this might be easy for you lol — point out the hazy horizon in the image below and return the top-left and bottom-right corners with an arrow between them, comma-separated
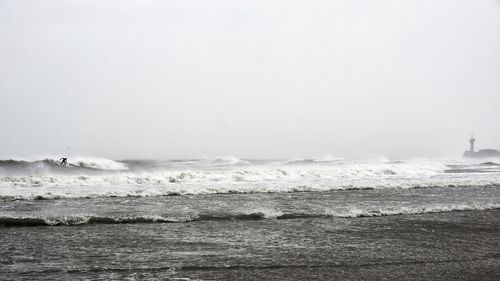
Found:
1,0 -> 499,160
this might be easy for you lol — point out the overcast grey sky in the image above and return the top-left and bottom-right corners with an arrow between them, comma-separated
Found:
1,0 -> 499,159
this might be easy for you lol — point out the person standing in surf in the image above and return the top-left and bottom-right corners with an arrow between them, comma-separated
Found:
59,157 -> 68,166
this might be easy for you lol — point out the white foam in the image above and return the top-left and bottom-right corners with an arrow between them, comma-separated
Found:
1,158 -> 499,200
68,156 -> 128,170
2,202 -> 498,227
327,202 -> 500,218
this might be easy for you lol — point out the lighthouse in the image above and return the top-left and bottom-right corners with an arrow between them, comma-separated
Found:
463,135 -> 500,158
469,135 -> 475,152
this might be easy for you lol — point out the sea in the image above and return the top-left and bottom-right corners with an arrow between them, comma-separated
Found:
1,156 -> 500,280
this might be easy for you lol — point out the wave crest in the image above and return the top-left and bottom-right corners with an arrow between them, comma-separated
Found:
2,203 -> 499,227
0,157 -> 128,174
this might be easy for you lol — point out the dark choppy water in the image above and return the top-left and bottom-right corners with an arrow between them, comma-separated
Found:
1,187 -> 500,280
1,209 -> 499,280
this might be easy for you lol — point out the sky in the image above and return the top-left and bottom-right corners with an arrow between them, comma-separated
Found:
1,0 -> 499,160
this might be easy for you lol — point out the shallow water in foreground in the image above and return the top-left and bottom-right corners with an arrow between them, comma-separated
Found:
1,186 -> 500,280
1,209 -> 499,280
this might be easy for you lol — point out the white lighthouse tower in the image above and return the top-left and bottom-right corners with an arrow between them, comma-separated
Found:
469,135 -> 475,152
463,134 -> 500,158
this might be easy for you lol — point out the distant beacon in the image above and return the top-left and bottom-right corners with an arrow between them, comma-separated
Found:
463,135 -> 500,158
469,135 -> 475,152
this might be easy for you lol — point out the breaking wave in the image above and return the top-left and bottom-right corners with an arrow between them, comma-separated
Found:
1,157 -> 500,200
207,156 -> 250,166
0,157 -> 128,174
2,202 -> 499,227
284,156 -> 345,165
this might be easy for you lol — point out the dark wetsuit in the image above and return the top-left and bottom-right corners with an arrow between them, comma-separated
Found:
59,158 -> 68,166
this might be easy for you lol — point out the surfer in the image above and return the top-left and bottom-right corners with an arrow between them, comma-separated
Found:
59,157 -> 68,166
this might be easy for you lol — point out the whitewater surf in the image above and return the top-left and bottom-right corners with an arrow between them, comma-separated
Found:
2,156 -> 500,280
1,157 -> 500,200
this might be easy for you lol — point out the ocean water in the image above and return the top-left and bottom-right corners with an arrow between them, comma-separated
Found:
1,157 -> 500,280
